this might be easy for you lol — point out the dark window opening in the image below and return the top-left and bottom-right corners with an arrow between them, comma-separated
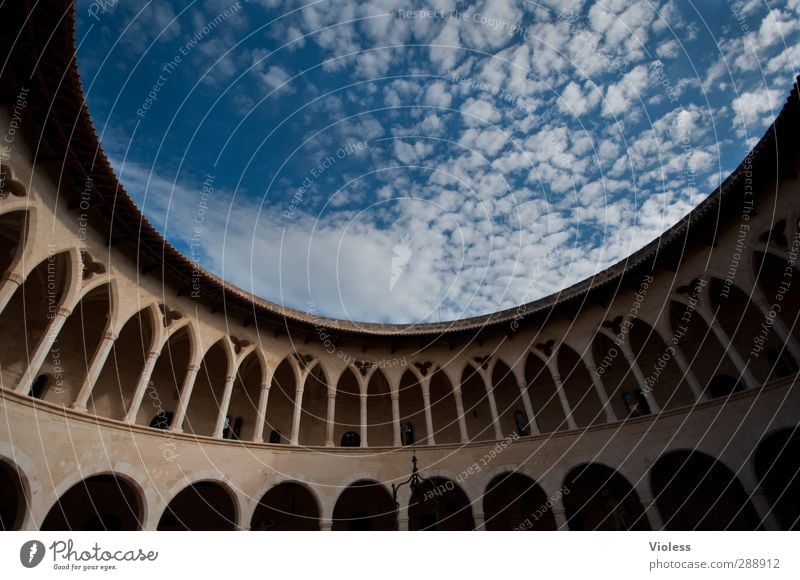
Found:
269,430 -> 282,444
222,416 -> 242,440
403,422 -> 415,445
514,410 -> 529,436
623,391 -> 651,417
707,375 -> 743,398
29,375 -> 49,399
341,431 -> 361,447
149,411 -> 174,430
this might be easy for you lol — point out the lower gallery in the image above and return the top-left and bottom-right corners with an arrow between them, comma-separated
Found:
0,3 -> 799,531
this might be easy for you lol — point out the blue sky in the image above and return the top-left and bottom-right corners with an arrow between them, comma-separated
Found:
75,0 -> 800,324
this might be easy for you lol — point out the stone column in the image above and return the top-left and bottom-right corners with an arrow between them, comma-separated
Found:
753,292 -> 800,365
587,365 -> 616,422
706,316 -> 759,390
325,390 -> 336,447
473,511 -> 486,530
360,393 -> 368,447
170,364 -> 201,433
619,342 -> 661,414
637,486 -> 665,530
214,374 -> 237,438
453,387 -> 469,443
481,371 -> 504,439
320,519 -> 333,531
548,365 -> 578,430
517,382 -> 539,434
251,379 -> 271,443
0,271 -> 23,315
290,382 -> 305,445
420,376 -> 435,445
15,306 -> 72,394
391,392 -> 401,446
72,330 -> 118,410
123,349 -> 161,424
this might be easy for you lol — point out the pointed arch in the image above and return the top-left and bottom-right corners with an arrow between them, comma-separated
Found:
0,210 -> 29,278
709,278 -> 787,384
38,282 -> 111,405
300,363 -> 329,446
334,367 -> 361,446
490,359 -> 526,436
628,318 -> 695,410
429,369 -> 460,443
366,369 -> 394,446
90,305 -> 157,419
592,332 -> 636,419
183,339 -> 230,436
0,251 -> 70,390
225,349 -> 263,441
557,344 -> 604,427
525,352 -> 565,432
264,357 -> 296,444
135,324 -> 192,428
398,369 -> 427,445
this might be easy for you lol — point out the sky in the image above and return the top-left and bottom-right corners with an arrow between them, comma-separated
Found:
75,0 -> 800,324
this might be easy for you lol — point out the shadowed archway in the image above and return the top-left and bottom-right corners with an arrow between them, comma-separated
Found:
332,480 -> 395,530
42,474 -> 142,530
158,481 -> 237,530
563,463 -> 649,530
483,472 -> 555,530
651,451 -> 759,530
251,482 -> 320,530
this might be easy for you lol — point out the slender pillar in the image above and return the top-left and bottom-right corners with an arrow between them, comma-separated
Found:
420,376 -> 436,445
550,490 -> 568,530
251,379 -> 271,443
517,382 -> 539,434
481,371 -> 504,440
548,366 -> 578,430
15,306 -> 72,394
214,374 -> 237,438
586,365 -> 616,422
391,392 -> 401,446
619,342 -> 661,414
638,487 -> 665,530
453,387 -> 469,443
670,343 -> 706,402
123,349 -> 160,424
290,381 -> 305,445
473,511 -> 485,530
170,364 -> 201,433
359,393 -> 368,447
320,519 -> 333,531
72,330 -> 118,410
747,485 -> 781,531
752,291 -> 800,365
325,390 -> 336,447
0,272 -> 23,316
707,317 -> 759,390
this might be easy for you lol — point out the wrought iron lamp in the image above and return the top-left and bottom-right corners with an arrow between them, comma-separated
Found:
392,453 -> 438,530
